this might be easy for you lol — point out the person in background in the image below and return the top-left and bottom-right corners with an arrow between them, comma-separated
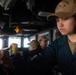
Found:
0,50 -> 13,75
38,36 -> 48,50
24,40 -> 53,75
25,40 -> 42,61
9,43 -> 22,63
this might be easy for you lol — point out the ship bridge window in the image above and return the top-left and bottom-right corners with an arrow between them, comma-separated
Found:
0,38 -> 3,49
8,36 -> 21,48
23,37 -> 30,48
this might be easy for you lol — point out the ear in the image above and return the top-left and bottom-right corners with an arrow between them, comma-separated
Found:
31,46 -> 35,50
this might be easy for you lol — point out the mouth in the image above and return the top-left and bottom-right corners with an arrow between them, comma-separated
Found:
59,29 -> 65,32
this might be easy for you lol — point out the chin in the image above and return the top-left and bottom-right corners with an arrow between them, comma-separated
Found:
61,33 -> 67,35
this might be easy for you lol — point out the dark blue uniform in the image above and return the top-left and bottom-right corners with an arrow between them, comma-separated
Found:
40,35 -> 76,75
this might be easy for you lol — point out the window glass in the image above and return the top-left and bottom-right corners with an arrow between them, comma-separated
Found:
30,36 -> 36,41
0,38 -> 3,49
8,37 -> 21,48
23,37 -> 30,48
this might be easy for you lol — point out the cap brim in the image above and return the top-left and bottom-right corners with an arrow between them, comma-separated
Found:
47,12 -> 73,21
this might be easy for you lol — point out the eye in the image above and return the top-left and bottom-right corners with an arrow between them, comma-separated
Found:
56,17 -> 59,22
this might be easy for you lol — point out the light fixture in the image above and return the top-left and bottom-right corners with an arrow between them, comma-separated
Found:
15,26 -> 22,33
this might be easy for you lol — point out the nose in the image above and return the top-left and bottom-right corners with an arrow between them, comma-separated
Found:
57,18 -> 64,27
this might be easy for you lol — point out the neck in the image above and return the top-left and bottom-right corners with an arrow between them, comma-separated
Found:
67,34 -> 76,42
